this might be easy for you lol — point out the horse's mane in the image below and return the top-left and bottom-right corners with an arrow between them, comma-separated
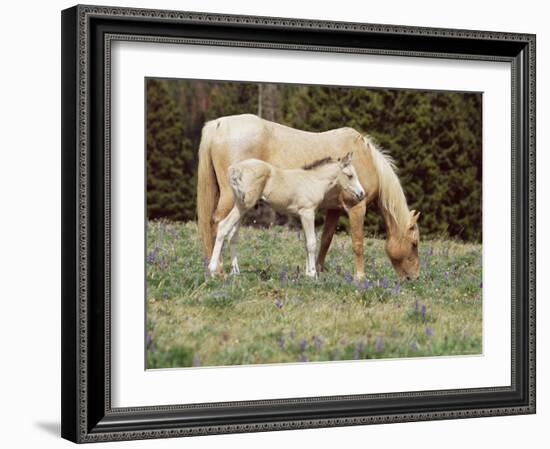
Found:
301,157 -> 334,170
362,135 -> 410,234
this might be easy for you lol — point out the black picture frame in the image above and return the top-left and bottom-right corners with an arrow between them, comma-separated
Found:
61,4 -> 536,443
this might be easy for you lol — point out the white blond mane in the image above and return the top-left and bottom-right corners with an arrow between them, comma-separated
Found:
363,135 -> 410,233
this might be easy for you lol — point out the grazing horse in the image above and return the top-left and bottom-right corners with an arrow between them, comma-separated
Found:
197,114 -> 421,281
207,153 -> 365,278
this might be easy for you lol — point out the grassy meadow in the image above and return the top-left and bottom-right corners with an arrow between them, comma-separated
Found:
146,220 -> 482,369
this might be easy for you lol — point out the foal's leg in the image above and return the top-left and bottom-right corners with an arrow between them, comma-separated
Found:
316,209 -> 341,272
211,187 -> 235,273
228,223 -> 241,275
208,206 -> 241,275
299,210 -> 317,278
347,200 -> 367,280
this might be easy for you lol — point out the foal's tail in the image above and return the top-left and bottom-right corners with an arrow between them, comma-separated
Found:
197,120 -> 219,257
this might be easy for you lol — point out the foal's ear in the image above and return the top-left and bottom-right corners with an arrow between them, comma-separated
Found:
340,152 -> 353,166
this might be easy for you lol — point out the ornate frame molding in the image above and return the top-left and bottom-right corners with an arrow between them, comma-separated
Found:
61,4 -> 536,443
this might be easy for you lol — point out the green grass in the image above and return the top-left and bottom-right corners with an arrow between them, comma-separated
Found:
146,220 -> 482,368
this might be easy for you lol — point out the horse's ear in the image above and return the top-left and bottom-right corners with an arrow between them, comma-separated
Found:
341,152 -> 353,166
409,210 -> 421,226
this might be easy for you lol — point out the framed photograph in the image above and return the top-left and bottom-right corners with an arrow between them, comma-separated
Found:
61,4 -> 536,443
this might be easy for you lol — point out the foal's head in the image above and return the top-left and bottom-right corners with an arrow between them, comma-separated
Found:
333,152 -> 365,202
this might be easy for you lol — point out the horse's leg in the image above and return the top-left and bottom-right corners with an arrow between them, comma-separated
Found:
208,206 -> 241,275
299,210 -> 317,278
316,209 -> 341,272
347,200 -> 367,281
228,222 -> 241,275
211,187 -> 235,272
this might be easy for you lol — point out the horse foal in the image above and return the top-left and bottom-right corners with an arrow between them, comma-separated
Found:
208,153 -> 365,278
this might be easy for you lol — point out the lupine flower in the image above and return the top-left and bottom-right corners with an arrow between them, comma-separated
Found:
147,247 -> 159,264
358,278 -> 369,290
276,336 -> 285,348
343,271 -> 353,283
392,281 -> 401,294
298,354 -> 308,363
353,342 -> 364,359
312,335 -> 322,351
278,267 -> 288,285
383,275 -> 388,289
299,338 -> 307,351
274,299 -> 283,309
425,327 -> 434,336
374,336 -> 384,352
421,305 -> 427,320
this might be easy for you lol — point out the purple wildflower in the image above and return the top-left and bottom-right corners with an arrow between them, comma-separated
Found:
299,338 -> 307,352
279,267 -> 288,285
147,247 -> 160,264
343,271 -> 353,283
409,340 -> 417,350
421,305 -> 427,320
383,276 -> 388,289
192,354 -> 201,367
358,278 -> 369,290
425,327 -> 434,336
274,299 -> 283,309
312,335 -> 322,351
298,354 -> 308,363
392,281 -> 401,294
374,336 -> 384,353
353,342 -> 365,359
276,336 -> 285,348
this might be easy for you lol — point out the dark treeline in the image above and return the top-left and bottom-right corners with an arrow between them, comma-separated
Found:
146,78 -> 482,242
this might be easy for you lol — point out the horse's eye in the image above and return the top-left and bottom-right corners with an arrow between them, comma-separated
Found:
412,242 -> 418,249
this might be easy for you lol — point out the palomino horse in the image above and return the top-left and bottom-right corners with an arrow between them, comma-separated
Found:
197,114 -> 421,281
207,153 -> 365,278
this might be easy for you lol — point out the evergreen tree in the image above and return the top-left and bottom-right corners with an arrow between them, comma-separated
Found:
146,79 -> 194,221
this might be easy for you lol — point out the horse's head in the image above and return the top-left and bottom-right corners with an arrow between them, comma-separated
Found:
385,210 -> 421,281
335,152 -> 365,202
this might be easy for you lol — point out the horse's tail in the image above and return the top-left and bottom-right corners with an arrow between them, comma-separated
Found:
197,120 -> 219,257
